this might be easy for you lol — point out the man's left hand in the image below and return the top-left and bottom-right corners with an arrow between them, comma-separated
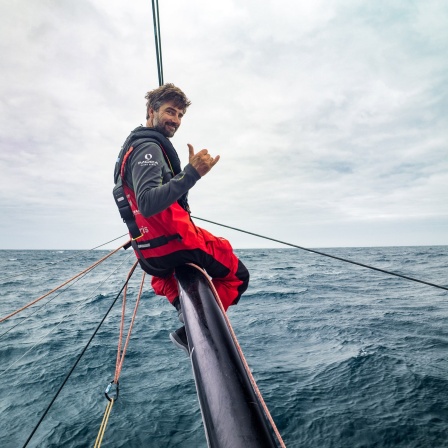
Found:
188,144 -> 220,177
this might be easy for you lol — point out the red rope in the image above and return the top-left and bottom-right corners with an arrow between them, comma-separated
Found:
0,242 -> 130,324
114,266 -> 146,383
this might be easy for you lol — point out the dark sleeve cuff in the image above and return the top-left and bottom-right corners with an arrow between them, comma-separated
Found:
184,163 -> 202,181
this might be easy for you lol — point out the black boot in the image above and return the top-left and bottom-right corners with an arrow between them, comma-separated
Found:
172,297 -> 184,323
169,326 -> 189,355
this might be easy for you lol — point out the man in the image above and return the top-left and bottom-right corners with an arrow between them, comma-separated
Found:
113,83 -> 249,354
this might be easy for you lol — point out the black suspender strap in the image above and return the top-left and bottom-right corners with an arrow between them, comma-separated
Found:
113,176 -> 182,259
135,233 -> 181,250
130,240 -> 174,276
113,182 -> 141,240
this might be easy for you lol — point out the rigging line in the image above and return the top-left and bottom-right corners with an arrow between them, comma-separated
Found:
1,254 -> 134,377
0,250 -> 134,340
90,233 -> 129,250
192,216 -> 448,292
151,0 -> 163,85
151,0 -> 164,86
0,265 -> 97,340
0,241 -> 130,323
1,233 -> 129,282
114,270 -> 146,382
22,261 -> 139,448
0,254 -> 132,354
155,0 -> 164,85
1,253 -> 135,378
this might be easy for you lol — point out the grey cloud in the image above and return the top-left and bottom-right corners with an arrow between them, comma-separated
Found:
0,0 -> 446,249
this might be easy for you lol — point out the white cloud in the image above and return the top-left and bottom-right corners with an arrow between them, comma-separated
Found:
0,0 -> 447,249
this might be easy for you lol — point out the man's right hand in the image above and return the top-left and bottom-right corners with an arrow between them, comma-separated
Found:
188,144 -> 220,177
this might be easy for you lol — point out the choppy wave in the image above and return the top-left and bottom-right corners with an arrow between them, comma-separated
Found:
0,246 -> 447,447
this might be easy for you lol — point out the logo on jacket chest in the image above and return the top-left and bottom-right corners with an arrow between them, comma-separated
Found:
138,153 -> 159,167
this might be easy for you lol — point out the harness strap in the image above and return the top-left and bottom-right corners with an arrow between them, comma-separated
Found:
113,182 -> 141,240
131,240 -> 175,276
135,233 -> 181,250
114,135 -> 186,260
114,180 -> 182,256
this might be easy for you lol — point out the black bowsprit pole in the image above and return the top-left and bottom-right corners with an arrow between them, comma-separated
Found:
175,264 -> 280,448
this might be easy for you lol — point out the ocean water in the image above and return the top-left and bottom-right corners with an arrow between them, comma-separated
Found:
0,246 -> 447,447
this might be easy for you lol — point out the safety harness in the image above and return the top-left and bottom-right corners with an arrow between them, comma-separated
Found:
112,127 -> 189,274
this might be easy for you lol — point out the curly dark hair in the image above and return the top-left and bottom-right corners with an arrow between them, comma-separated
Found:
145,83 -> 191,119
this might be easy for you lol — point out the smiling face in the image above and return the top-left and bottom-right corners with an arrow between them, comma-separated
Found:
147,100 -> 185,138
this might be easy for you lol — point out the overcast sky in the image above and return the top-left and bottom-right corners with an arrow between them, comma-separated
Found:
0,0 -> 447,250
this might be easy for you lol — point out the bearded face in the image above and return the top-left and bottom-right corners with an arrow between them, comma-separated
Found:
149,101 -> 184,138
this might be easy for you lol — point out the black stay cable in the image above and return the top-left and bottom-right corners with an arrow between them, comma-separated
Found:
151,0 -> 164,86
146,0 -> 444,293
192,216 -> 448,292
145,1 -> 445,293
22,263 -> 138,448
